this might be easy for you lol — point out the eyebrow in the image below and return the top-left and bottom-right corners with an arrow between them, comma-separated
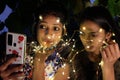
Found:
80,29 -> 98,34
39,21 -> 61,26
39,21 -> 46,24
90,32 -> 98,34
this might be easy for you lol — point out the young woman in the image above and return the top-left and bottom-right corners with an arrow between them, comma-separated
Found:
68,6 -> 120,80
0,1 -> 71,80
27,1 -> 71,80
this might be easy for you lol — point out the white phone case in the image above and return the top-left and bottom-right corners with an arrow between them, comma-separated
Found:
6,32 -> 26,64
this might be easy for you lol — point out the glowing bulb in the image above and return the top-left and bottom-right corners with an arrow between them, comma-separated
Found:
99,28 -> 103,32
90,40 -> 93,42
73,45 -> 75,48
48,36 -> 51,39
66,39 -> 68,41
56,18 -> 60,23
73,69 -> 76,73
72,39 -> 75,41
62,72 -> 65,75
62,63 -> 66,68
112,33 -> 115,36
31,60 -> 33,64
86,46 -> 90,49
79,31 -> 83,35
60,57 -> 62,59
70,60 -> 72,62
99,60 -> 104,66
39,15 -> 43,20
82,27 -> 86,30
113,40 -> 116,43
72,49 -> 74,51
76,52 -> 79,54
31,41 -> 34,44
30,57 -> 33,59
58,36 -> 61,39
56,52 -> 59,56
67,77 -> 70,79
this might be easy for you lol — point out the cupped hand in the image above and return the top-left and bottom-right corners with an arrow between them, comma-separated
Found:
101,43 -> 120,68
0,57 -> 24,80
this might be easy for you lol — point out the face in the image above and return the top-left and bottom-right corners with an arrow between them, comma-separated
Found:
79,20 -> 110,55
37,15 -> 63,48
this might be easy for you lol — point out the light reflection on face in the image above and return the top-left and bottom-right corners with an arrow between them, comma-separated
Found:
37,15 -> 63,48
79,20 -> 106,54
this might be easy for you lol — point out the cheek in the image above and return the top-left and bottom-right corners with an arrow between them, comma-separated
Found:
80,36 -> 86,43
37,31 -> 44,41
54,33 -> 62,41
92,37 -> 106,48
80,37 -> 83,43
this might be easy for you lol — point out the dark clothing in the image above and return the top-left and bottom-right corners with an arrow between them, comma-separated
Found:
69,51 -> 120,80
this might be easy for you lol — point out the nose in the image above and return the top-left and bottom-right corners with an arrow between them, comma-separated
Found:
45,29 -> 55,39
45,28 -> 53,35
84,36 -> 93,44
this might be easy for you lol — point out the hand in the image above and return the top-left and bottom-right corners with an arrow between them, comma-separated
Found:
0,57 -> 24,80
101,43 -> 120,68
35,48 -> 55,62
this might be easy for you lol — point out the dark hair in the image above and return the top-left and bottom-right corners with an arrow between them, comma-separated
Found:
78,6 -> 120,46
34,1 -> 67,24
32,1 -> 68,41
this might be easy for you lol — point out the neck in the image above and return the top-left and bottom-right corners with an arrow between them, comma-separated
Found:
88,52 -> 101,63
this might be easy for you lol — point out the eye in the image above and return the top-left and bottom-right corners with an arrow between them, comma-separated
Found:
53,26 -> 60,31
38,24 -> 46,29
91,34 -> 97,37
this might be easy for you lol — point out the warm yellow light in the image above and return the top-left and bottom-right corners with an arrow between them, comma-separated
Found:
39,15 -> 43,20
82,27 -> 86,30
99,28 -> 103,33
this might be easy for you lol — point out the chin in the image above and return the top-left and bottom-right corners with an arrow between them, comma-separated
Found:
85,46 -> 95,52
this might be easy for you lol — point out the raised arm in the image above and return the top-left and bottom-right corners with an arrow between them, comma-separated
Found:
101,43 -> 120,80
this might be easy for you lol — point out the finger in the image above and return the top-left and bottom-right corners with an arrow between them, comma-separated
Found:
1,65 -> 23,78
8,72 -> 25,80
0,57 -> 16,71
104,46 -> 113,60
114,43 -> 120,58
101,50 -> 107,61
109,44 -> 116,59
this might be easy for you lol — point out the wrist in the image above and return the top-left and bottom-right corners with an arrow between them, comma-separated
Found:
102,65 -> 115,80
34,53 -> 47,62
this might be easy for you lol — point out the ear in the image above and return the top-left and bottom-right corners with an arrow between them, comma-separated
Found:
105,32 -> 112,42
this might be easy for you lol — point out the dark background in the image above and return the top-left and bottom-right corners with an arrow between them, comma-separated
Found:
0,0 -> 120,51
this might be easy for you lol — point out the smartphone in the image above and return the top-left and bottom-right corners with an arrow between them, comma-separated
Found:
6,32 -> 26,64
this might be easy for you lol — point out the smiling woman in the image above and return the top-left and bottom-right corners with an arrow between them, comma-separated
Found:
24,1 -> 72,80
